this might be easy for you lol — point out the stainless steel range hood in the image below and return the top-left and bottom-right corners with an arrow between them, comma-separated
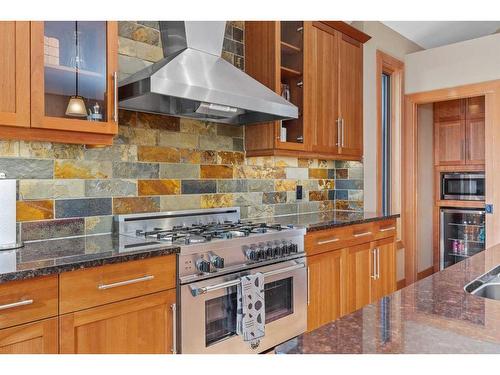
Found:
118,21 -> 298,125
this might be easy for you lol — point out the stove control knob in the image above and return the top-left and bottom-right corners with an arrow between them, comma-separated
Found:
210,254 -> 225,269
196,259 -> 211,273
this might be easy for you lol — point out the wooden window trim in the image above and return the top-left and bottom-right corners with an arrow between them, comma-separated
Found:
376,51 -> 404,215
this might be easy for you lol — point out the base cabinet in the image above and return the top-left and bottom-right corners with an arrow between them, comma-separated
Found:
0,318 -> 58,354
345,242 -> 372,314
59,289 -> 176,354
370,237 -> 396,302
307,250 -> 345,331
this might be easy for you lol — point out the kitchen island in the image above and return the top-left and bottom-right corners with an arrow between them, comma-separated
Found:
275,242 -> 500,353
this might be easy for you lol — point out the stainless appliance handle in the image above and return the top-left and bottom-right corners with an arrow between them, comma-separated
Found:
307,266 -> 310,306
317,237 -> 340,245
113,71 -> 118,123
189,262 -> 305,297
354,231 -> 372,238
0,299 -> 33,311
371,249 -> 376,279
171,303 -> 177,354
98,275 -> 154,290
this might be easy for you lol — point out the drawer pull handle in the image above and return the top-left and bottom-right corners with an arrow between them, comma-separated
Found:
0,299 -> 33,311
353,231 -> 372,238
317,238 -> 340,245
380,226 -> 396,232
98,275 -> 155,290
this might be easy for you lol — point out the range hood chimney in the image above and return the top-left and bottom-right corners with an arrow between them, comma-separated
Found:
118,21 -> 298,125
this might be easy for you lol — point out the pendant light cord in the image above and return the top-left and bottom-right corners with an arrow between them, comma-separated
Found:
75,21 -> 79,97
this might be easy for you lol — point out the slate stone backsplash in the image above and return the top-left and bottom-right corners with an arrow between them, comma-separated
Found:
0,21 -> 363,241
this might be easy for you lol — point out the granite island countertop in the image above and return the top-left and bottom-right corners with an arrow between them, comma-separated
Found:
275,243 -> 500,354
0,234 -> 180,284
270,210 -> 399,232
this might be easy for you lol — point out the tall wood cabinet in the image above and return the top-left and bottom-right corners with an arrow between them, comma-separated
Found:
0,21 -> 118,145
434,96 -> 485,166
245,21 -> 368,160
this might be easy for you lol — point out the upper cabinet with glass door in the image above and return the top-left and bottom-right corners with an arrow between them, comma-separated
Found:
30,21 -> 118,142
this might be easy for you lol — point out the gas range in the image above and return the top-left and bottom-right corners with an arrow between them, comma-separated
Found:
115,207 -> 306,283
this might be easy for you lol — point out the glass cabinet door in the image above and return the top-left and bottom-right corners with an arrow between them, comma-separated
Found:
31,21 -> 117,135
44,21 -> 107,121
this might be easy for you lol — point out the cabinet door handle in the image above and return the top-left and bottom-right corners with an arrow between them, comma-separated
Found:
379,226 -> 396,232
371,249 -> 377,279
307,266 -> 310,306
0,299 -> 33,311
317,237 -> 340,245
353,231 -> 372,238
341,118 -> 345,147
97,275 -> 154,290
113,71 -> 118,123
336,118 -> 341,146
377,248 -> 381,280
171,303 -> 177,354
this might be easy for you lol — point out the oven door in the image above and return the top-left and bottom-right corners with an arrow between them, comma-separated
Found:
441,173 -> 485,201
179,258 -> 307,354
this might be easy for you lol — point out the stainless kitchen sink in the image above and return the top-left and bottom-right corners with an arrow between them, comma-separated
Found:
465,265 -> 500,301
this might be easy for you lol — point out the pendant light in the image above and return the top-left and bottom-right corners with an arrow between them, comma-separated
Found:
65,21 -> 87,117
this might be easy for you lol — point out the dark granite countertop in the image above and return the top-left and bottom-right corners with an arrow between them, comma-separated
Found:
275,243 -> 500,354
270,210 -> 399,232
0,234 -> 180,284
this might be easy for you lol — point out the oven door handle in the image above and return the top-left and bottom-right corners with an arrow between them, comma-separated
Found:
189,262 -> 305,297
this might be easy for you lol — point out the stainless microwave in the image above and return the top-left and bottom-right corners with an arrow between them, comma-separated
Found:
441,172 -> 485,201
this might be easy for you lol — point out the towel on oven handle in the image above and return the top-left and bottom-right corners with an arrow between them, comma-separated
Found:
237,272 -> 265,344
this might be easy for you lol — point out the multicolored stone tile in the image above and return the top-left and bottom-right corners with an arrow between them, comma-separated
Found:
199,134 -> 233,151
308,168 -> 328,179
201,194 -> 234,208
160,195 -> 201,211
158,131 -> 198,149
318,179 -> 335,190
0,141 -> 19,157
181,180 -> 217,194
16,200 -> 54,222
112,162 -> 159,179
19,142 -> 84,159
20,180 -> 85,200
113,196 -> 160,214
54,160 -> 112,179
138,179 -> 180,196
160,163 -> 199,179
117,126 -> 158,146
216,124 -> 244,138
179,149 -> 202,164
248,179 -> 274,193
55,198 -> 112,218
217,151 -> 245,165
309,191 -> 328,201
85,216 -> 113,235
218,179 -> 248,193
137,146 -> 180,163
85,179 -> 137,197
180,118 -> 216,136
275,179 -> 297,192
262,192 -> 287,204
22,218 -> 84,241
136,112 -> 180,131
234,165 -> 286,179
0,158 -> 53,179
200,165 -> 234,179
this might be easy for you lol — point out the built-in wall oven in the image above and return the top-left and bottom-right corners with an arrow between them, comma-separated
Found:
180,257 -> 307,353
441,172 -> 485,201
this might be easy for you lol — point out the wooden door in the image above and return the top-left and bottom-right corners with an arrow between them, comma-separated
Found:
371,237 -> 396,302
307,249 -> 345,331
0,22 -> 30,128
0,318 -> 58,354
60,290 -> 176,354
338,32 -> 363,158
465,96 -> 485,165
305,22 -> 339,155
30,21 -> 118,136
434,99 -> 466,166
345,242 -> 372,314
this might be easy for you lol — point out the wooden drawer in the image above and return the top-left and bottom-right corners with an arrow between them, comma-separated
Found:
306,222 -> 376,256
60,255 -> 176,314
0,275 -> 58,330
373,219 -> 397,240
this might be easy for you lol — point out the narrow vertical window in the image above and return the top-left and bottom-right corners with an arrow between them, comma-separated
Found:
381,73 -> 391,215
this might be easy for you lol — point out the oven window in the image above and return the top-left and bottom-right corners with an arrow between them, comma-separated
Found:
204,277 -> 294,347
205,289 -> 238,347
265,277 -> 294,323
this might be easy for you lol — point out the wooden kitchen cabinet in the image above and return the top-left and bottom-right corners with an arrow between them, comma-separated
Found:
370,237 -> 396,303
307,249 -> 345,331
434,96 -> 484,166
60,289 -> 176,354
245,21 -> 369,160
0,318 -> 58,354
0,21 -> 118,146
345,242 -> 372,314
0,21 -> 30,128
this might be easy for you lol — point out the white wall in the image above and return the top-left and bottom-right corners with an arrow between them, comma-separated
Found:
406,33 -> 500,94
417,104 -> 434,272
352,22 -> 422,281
